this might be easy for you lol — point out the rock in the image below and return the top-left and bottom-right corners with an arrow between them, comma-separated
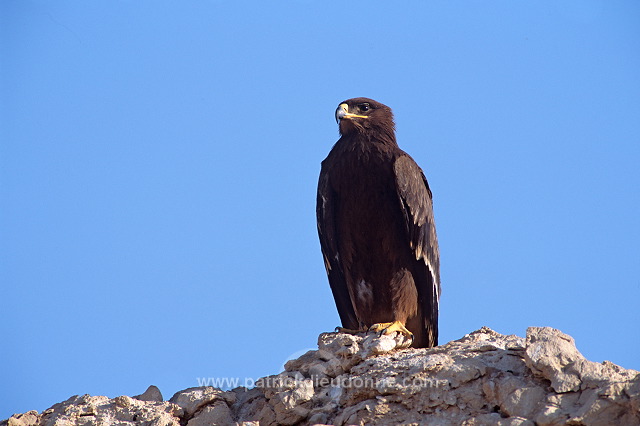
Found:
3,327 -> 639,426
524,326 -> 585,392
133,385 -> 163,402
186,401 -> 233,426
3,411 -> 39,426
169,387 -> 235,418
1,394 -> 183,426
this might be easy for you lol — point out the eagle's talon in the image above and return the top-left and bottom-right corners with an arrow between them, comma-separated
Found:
368,321 -> 414,342
406,334 -> 415,346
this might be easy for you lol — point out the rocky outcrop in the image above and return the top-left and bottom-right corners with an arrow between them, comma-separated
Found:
3,327 -> 639,426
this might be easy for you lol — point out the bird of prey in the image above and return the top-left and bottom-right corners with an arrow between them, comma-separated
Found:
317,98 -> 440,348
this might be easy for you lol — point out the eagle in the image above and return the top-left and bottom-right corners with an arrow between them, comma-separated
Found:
317,98 -> 440,348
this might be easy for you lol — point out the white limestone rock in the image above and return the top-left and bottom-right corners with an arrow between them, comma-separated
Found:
3,327 -> 638,426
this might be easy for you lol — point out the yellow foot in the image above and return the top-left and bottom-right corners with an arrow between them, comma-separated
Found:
369,321 -> 414,342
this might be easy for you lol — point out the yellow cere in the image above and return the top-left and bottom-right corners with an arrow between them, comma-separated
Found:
341,103 -> 368,119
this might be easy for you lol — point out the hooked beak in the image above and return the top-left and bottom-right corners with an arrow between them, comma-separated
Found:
335,103 -> 369,123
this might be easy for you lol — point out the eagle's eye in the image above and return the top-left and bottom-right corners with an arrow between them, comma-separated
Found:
359,103 -> 371,112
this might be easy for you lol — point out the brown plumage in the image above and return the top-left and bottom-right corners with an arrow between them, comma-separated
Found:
317,98 -> 440,348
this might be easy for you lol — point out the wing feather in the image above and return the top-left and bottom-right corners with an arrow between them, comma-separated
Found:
317,163 -> 358,329
393,155 -> 441,342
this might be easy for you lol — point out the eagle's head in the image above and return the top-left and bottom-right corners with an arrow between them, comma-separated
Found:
335,98 -> 395,140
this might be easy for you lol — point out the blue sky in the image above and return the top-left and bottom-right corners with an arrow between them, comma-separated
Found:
1,0 -> 639,420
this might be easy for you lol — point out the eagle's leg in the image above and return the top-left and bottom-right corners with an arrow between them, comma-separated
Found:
369,321 -> 414,342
